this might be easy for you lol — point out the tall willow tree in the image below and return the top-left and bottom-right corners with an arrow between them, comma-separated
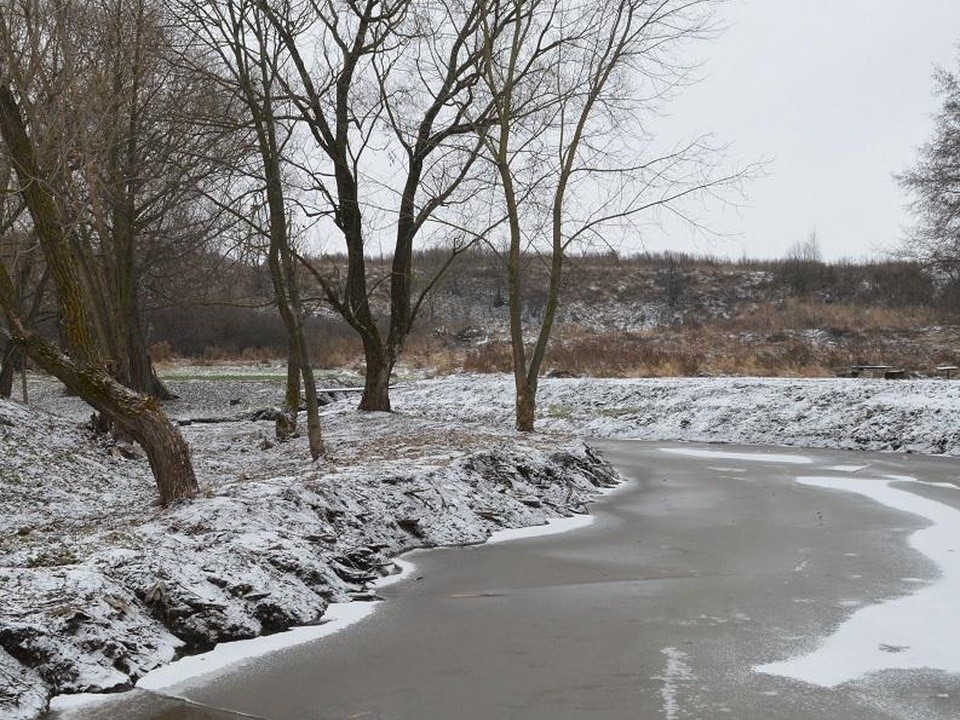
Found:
2,0 -> 237,400
0,80 -> 197,503
478,0 -> 748,430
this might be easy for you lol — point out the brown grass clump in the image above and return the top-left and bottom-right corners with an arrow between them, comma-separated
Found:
721,299 -> 939,335
196,345 -> 283,364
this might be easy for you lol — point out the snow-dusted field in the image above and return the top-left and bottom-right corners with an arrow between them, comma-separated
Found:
395,374 -> 960,455
5,370 -> 960,720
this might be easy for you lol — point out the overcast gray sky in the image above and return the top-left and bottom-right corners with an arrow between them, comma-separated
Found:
639,0 -> 960,261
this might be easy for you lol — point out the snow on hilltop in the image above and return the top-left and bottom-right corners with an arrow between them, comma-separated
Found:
395,375 -> 960,455
0,395 -> 618,720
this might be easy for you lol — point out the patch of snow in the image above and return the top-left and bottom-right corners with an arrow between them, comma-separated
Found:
659,447 -> 815,465
654,647 -> 694,720
0,649 -> 47,720
756,475 -> 960,686
485,514 -> 594,545
373,558 -> 419,589
824,465 -> 870,473
394,375 -> 960,457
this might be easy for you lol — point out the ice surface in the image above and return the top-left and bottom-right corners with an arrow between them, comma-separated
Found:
658,447 -> 815,464
756,475 -> 960,686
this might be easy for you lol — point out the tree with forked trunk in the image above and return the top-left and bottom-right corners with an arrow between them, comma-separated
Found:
251,0 -> 493,412
175,0 -> 325,459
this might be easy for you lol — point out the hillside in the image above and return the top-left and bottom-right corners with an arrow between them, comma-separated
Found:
147,252 -> 960,379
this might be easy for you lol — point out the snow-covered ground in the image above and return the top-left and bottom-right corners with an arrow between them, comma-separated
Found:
5,370 -> 960,720
0,381 -> 618,720
394,374 -> 960,455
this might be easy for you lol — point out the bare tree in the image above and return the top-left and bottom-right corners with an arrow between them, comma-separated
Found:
257,0 -> 491,411
175,0 -> 325,458
1,0 -> 240,403
0,79 -> 197,503
477,0 -> 747,430
83,0 -> 242,399
780,229 -> 825,295
900,55 -> 960,281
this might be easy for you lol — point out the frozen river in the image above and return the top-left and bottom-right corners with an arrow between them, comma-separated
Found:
53,441 -> 960,720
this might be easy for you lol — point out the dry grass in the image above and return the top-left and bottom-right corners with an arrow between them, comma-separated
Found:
720,299 -> 940,335
197,345 -> 284,364
147,295 -> 959,380
150,341 -> 284,366
455,299 -> 960,378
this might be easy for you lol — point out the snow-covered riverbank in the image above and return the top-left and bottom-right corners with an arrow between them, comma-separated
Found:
0,392 -> 618,720
395,374 -> 960,455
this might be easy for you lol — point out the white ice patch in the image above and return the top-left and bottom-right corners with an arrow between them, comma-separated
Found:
136,601 -> 378,693
756,475 -> 960,687
654,647 -> 694,720
47,693 -> 117,715
483,476 -> 629,545
484,514 -> 594,545
49,602 -> 381,718
908,480 -> 960,491
659,447 -> 815,465
823,465 -> 870,473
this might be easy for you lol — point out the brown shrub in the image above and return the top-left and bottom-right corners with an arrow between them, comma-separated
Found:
148,340 -> 176,363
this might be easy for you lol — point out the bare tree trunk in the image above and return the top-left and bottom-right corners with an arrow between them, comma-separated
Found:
126,308 -> 175,399
260,98 -> 323,457
515,378 -> 536,432
359,340 -> 392,412
0,80 -> 197,503
0,341 -> 15,398
279,242 -> 324,459
277,335 -> 300,441
17,320 -> 193,500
